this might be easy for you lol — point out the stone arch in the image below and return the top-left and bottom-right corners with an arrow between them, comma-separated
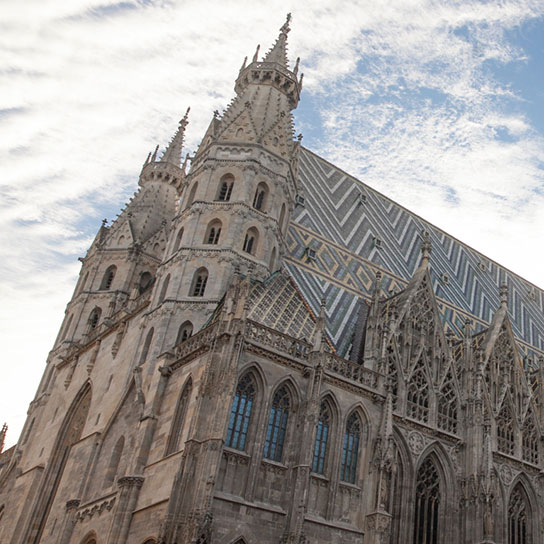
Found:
242,226 -> 259,256
88,306 -> 102,330
176,320 -> 193,345
138,271 -> 154,294
190,267 -> 208,297
229,538 -> 248,544
80,530 -> 98,544
505,473 -> 540,544
216,173 -> 235,201
204,218 -> 222,245
23,382 -> 92,543
311,392 -> 340,476
186,182 -> 198,208
252,181 -> 269,211
100,264 -> 117,290
342,402 -> 372,443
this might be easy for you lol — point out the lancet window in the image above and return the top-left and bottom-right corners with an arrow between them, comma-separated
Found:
312,401 -> 331,474
88,307 -> 102,330
100,265 -> 117,290
217,174 -> 234,201
508,486 -> 530,544
340,413 -> 361,484
252,182 -> 269,211
205,220 -> 222,245
437,373 -> 458,433
522,413 -> 539,464
138,271 -> 154,294
226,374 -> 256,451
413,457 -> 441,544
497,403 -> 515,456
174,228 -> 184,252
191,268 -> 208,297
176,321 -> 193,344
243,227 -> 259,255
264,386 -> 290,462
407,359 -> 429,422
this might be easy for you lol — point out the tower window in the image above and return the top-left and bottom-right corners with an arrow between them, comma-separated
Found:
243,227 -> 259,255
312,401 -> 331,474
252,182 -> 269,211
217,174 -> 234,202
176,321 -> 193,344
264,386 -> 290,462
88,307 -> 102,330
204,220 -> 222,245
191,268 -> 208,297
226,373 -> 256,451
100,265 -> 117,290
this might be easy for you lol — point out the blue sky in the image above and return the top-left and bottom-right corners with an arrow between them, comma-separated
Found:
2,0 -> 544,448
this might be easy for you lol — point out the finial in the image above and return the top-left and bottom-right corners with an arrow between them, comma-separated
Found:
297,133 -> 303,142
252,44 -> 260,63
280,13 -> 292,34
180,106 -> 190,129
240,56 -> 247,72
151,144 -> 159,162
420,230 -> 431,264
213,109 -> 220,119
500,283 -> 508,307
299,73 -> 304,90
102,218 -> 108,227
293,57 -> 300,76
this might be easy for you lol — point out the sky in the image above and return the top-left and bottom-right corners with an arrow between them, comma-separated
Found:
1,0 -> 544,449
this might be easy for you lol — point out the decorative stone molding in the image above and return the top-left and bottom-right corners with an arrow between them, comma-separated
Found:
498,463 -> 515,486
65,499 -> 81,510
75,497 -> 116,522
407,431 -> 427,456
117,476 -> 145,488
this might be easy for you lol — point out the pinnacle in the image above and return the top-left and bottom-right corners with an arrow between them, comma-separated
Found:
420,229 -> 432,265
262,13 -> 292,68
160,107 -> 190,167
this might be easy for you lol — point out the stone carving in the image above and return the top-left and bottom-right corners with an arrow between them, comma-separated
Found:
407,431 -> 426,455
498,464 -> 515,486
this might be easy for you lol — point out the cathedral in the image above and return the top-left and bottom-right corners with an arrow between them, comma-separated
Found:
1,15 -> 543,544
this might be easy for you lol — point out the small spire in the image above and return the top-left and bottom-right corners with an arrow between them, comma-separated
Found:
151,144 -> 159,162
500,283 -> 508,307
293,56 -> 300,76
252,44 -> 260,63
240,56 -> 248,72
262,14 -> 292,67
143,151 -> 151,168
160,107 -> 190,167
420,230 -> 431,265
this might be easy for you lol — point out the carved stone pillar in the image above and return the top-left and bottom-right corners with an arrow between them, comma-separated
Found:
59,499 -> 80,544
106,476 -> 144,544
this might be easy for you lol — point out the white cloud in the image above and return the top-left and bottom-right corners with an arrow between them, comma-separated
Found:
1,0 -> 544,448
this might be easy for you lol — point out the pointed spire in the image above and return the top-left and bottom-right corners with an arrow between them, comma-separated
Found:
420,229 -> 432,265
160,107 -> 190,167
263,13 -> 291,67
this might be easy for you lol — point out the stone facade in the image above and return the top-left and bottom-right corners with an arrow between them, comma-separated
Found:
1,15 -> 543,544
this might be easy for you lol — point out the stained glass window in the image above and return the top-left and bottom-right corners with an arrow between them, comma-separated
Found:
340,413 -> 361,483
264,386 -> 290,462
509,486 -> 529,544
413,458 -> 440,544
312,402 -> 331,474
226,374 -> 256,451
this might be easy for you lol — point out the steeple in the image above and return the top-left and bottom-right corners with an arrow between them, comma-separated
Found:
262,13 -> 291,67
160,107 -> 190,167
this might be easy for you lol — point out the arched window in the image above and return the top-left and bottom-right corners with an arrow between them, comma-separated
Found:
204,219 -> 222,245
413,457 -> 441,544
186,183 -> 198,208
341,413 -> 361,484
522,413 -> 538,464
508,485 -> 531,544
174,228 -> 184,252
312,401 -> 331,474
176,321 -> 193,344
88,307 -> 102,330
81,534 -> 97,544
139,271 -> 154,294
158,274 -> 170,304
165,378 -> 192,456
190,268 -> 208,297
252,182 -> 269,211
407,359 -> 429,422
139,328 -> 154,364
264,386 -> 290,462
497,403 -> 515,455
60,314 -> 73,342
103,436 -> 124,487
100,265 -> 117,290
437,373 -> 458,434
242,227 -> 259,255
226,374 -> 256,451
217,174 -> 234,201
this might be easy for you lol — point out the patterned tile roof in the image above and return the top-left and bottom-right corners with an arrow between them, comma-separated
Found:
285,147 -> 544,365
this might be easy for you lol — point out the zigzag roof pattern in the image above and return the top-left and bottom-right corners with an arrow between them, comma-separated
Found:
285,147 -> 544,365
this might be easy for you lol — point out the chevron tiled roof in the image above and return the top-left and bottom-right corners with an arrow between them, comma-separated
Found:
286,147 -> 544,365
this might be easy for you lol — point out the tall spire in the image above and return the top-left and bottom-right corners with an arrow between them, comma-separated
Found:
160,107 -> 190,167
262,13 -> 291,67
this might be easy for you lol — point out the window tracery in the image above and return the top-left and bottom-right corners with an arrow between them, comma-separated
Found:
100,265 -> 117,290
205,220 -> 222,245
437,372 -> 458,433
413,457 -> 441,544
407,359 -> 429,422
217,174 -> 234,202
508,486 -> 530,544
312,401 -> 331,474
191,268 -> 208,297
264,386 -> 290,462
226,374 -> 256,451
340,413 -> 361,484
522,413 -> 538,464
497,403 -> 515,455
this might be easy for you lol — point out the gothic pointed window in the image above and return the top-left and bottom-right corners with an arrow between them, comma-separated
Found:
243,227 -> 259,255
139,328 -> 154,364
100,265 -> 117,290
508,485 -> 530,544
522,412 -> 538,464
103,436 -> 124,487
497,403 -> 515,455
252,182 -> 269,211
226,374 -> 256,451
407,358 -> 429,422
341,413 -> 361,484
165,378 -> 192,455
217,174 -> 234,202
176,321 -> 193,345
279,203 -> 287,233
413,457 -> 441,544
312,401 -> 331,474
138,271 -> 154,294
204,220 -> 222,245
437,371 -> 458,434
174,228 -> 184,252
186,182 -> 198,208
190,268 -> 208,297
88,307 -> 102,330
264,386 -> 290,462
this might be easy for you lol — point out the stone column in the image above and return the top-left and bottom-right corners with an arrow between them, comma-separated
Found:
106,476 -> 144,544
59,499 -> 80,544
